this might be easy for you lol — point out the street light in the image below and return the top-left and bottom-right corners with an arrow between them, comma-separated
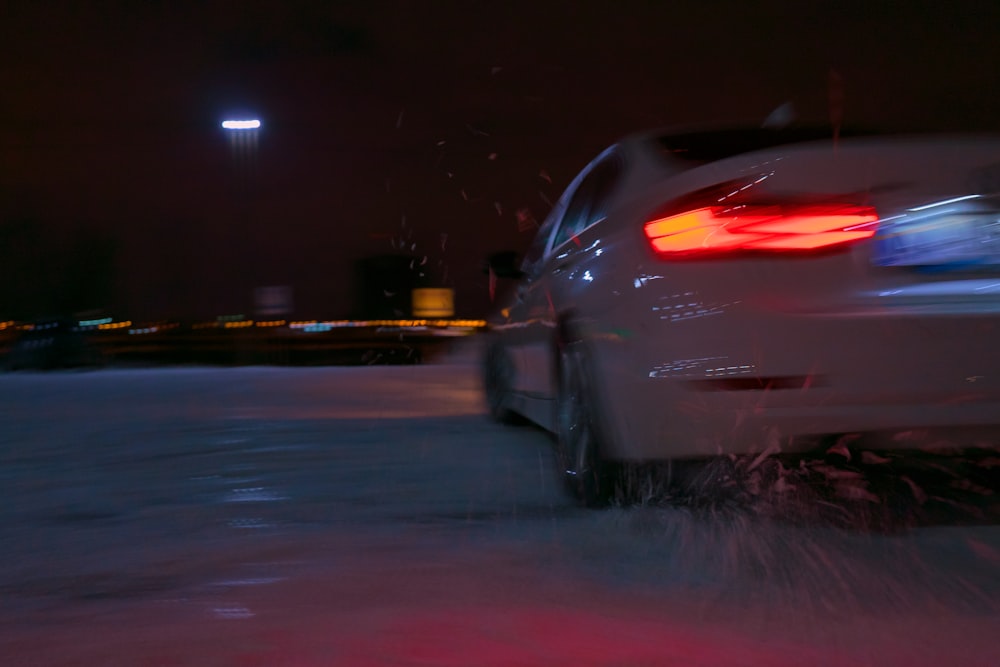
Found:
220,116 -> 280,321
220,117 -> 262,313
222,118 -> 261,171
221,119 -> 261,130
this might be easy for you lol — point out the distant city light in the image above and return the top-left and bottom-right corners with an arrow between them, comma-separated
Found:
221,119 -> 261,130
79,317 -> 113,327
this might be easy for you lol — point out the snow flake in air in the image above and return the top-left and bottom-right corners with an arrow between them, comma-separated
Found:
516,208 -> 537,232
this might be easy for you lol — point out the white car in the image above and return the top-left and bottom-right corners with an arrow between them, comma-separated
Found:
483,126 -> 1000,505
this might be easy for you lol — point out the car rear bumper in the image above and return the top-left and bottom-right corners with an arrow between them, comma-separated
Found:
592,309 -> 1000,460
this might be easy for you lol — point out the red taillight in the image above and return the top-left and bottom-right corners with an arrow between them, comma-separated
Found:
643,203 -> 879,257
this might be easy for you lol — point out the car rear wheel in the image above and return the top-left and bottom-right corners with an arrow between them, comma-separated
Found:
556,340 -> 612,507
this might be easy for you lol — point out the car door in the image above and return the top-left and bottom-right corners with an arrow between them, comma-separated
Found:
504,199 -> 564,395
516,147 -> 622,399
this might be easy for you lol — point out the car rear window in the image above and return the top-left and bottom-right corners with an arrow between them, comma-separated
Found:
655,127 -> 887,164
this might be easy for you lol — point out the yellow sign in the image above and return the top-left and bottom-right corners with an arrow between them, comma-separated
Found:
412,288 -> 454,318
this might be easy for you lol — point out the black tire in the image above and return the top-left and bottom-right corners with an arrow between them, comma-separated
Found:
483,343 -> 524,425
555,339 -> 613,507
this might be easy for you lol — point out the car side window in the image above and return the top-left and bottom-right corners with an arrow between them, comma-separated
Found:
551,152 -> 621,250
519,209 -> 561,277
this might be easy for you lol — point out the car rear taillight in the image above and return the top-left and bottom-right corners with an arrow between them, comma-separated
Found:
644,203 -> 879,257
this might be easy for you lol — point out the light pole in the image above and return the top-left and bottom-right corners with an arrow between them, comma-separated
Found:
220,117 -> 290,327
220,117 -> 265,360
220,118 -> 262,319
222,118 -> 261,181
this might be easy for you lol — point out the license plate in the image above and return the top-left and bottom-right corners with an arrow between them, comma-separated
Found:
873,214 -> 1000,268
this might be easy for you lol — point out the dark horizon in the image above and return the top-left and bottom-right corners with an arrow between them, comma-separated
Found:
3,1 -> 1000,321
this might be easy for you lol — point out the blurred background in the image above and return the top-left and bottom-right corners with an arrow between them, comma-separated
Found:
2,0 -> 999,324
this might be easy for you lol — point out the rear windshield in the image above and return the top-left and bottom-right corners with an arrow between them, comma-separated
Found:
655,127 -> 887,164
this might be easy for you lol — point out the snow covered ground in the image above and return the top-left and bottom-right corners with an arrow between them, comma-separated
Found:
1,341 -> 999,665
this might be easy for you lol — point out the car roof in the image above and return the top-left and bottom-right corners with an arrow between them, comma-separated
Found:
619,125 -> 892,165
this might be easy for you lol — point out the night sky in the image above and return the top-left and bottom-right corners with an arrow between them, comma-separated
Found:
3,1 -> 1000,320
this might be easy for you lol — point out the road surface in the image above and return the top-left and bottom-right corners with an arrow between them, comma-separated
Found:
1,341 -> 999,665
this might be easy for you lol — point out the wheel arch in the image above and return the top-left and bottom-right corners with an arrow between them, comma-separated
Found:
554,307 -> 638,463
553,309 -> 615,454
